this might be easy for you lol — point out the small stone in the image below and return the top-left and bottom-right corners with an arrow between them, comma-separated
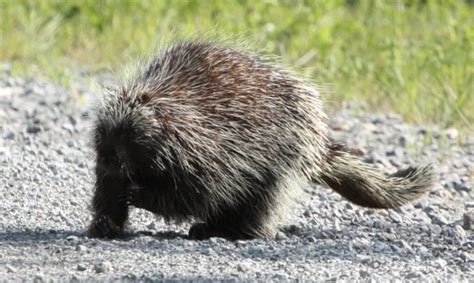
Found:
453,225 -> 466,240
272,273 -> 288,280
234,240 -> 247,247
461,252 -> 474,262
434,189 -> 452,199
247,246 -> 264,255
373,220 -> 388,229
370,115 -> 385,124
444,128 -> 458,139
202,248 -> 215,256
395,240 -> 412,252
0,146 -> 7,156
356,254 -> 371,264
433,258 -> 447,267
33,274 -> 44,282
398,136 -> 408,147
389,211 -> 403,223
355,238 -> 370,246
122,274 -> 138,280
453,181 -> 470,192
62,123 -> 75,133
66,235 -> 79,242
344,203 -> 354,210
237,263 -> 249,272
307,236 -> 316,243
463,211 -> 474,230
209,237 -> 225,244
0,86 -> 23,97
26,124 -> 41,134
359,270 -> 370,278
275,231 -> 288,241
146,222 -> 156,230
405,271 -> 422,279
77,264 -> 87,271
431,214 -> 450,226
94,261 -> 112,273
5,264 -> 17,273
75,245 -> 86,252
331,122 -> 351,131
418,246 -> 429,256
3,131 -> 14,140
429,225 -> 442,235
303,209 -> 311,217
286,224 -> 302,236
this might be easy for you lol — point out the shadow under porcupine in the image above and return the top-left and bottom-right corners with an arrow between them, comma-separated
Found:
86,41 -> 434,240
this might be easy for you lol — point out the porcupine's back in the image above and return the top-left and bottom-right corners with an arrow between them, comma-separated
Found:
93,41 -> 329,222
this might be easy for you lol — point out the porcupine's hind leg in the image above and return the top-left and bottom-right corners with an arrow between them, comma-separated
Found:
188,174 -> 280,241
188,207 -> 270,241
86,172 -> 130,239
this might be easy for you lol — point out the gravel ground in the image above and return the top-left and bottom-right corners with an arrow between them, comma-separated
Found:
1,67 -> 473,282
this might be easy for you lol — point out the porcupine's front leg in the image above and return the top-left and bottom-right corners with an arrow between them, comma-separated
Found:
86,172 -> 130,239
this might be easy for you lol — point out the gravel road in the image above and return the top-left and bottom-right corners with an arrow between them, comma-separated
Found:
1,68 -> 473,281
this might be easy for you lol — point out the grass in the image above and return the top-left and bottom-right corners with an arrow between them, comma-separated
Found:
1,0 -> 473,130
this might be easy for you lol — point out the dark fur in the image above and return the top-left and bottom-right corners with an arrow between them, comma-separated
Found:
86,41 -> 434,240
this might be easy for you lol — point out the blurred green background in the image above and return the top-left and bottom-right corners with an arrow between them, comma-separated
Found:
1,0 -> 473,129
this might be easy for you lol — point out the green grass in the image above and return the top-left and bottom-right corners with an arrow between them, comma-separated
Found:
1,0 -> 473,129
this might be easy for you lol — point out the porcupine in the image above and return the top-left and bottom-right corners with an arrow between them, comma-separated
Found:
85,41 -> 434,240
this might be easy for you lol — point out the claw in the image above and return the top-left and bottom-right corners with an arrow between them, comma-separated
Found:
86,215 -> 121,239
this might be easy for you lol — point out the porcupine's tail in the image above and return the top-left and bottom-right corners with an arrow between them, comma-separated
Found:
315,140 -> 434,208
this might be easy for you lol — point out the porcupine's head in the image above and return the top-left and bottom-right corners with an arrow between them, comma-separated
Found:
92,87 -> 162,179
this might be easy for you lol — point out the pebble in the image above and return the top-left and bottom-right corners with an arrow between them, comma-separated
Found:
389,211 -> 403,223
146,222 -> 157,230
275,231 -> 288,241
77,264 -> 87,271
444,128 -> 459,139
93,261 -> 112,273
433,258 -> 447,267
5,264 -> 17,273
66,235 -> 79,242
461,252 -> 474,262
452,225 -> 466,240
359,270 -> 370,278
463,211 -> 474,230
395,240 -> 412,252
431,214 -> 450,226
33,274 -> 44,283
75,245 -> 86,252
453,181 -> 470,192
398,135 -> 409,147
26,125 -> 41,134
404,271 -> 422,279
237,263 -> 250,272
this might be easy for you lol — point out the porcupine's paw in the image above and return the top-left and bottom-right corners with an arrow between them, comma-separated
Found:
188,223 -> 249,240
188,223 -> 213,240
86,215 -> 122,239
